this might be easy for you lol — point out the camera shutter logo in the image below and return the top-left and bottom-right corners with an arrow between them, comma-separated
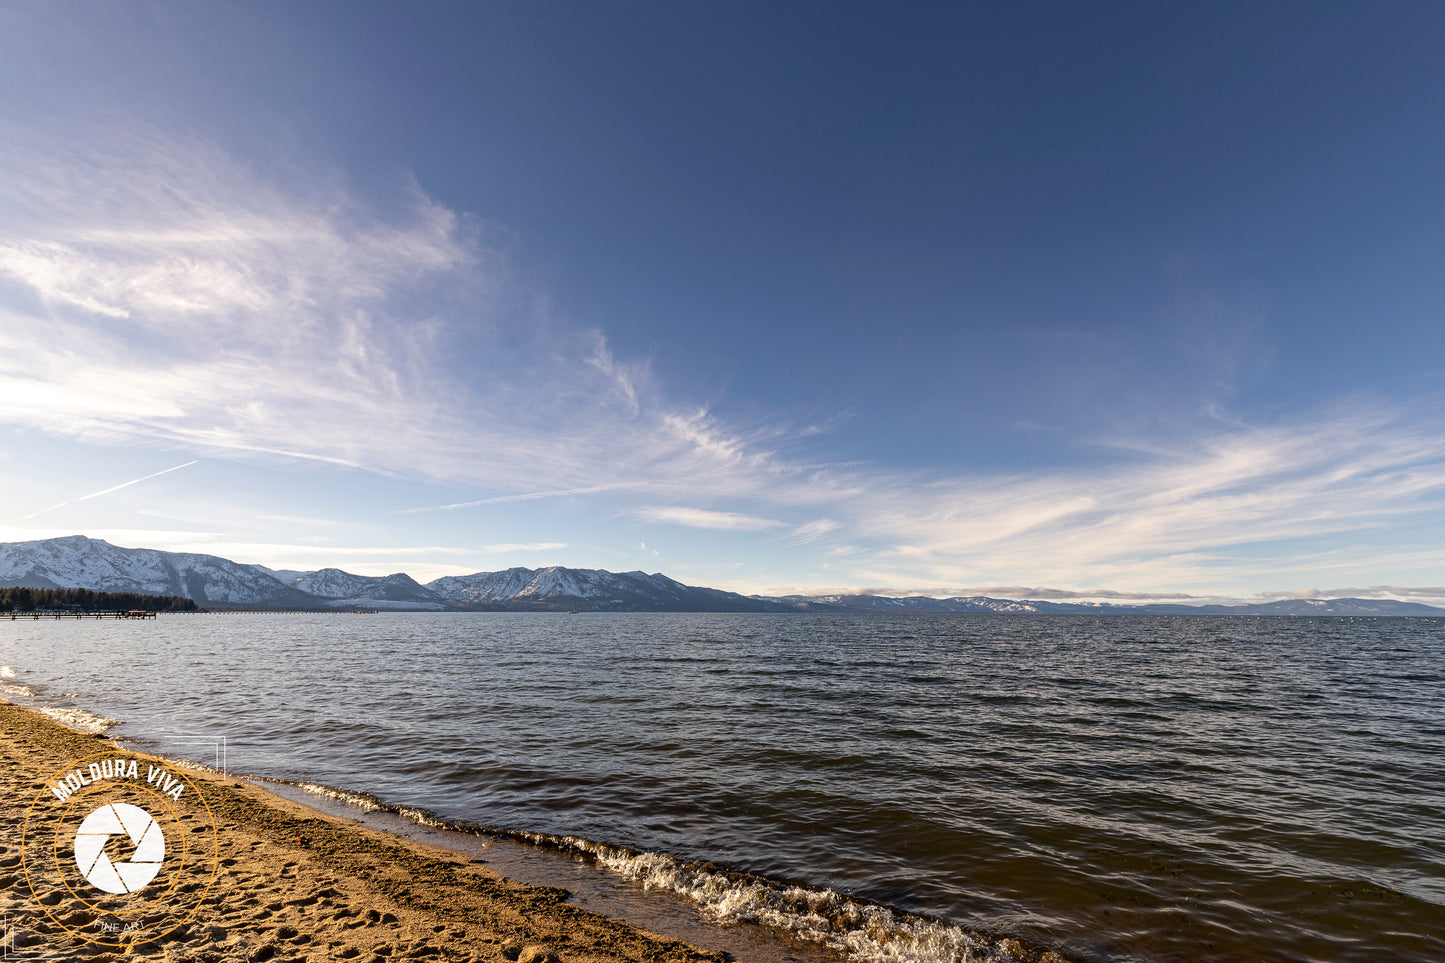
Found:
73,802 -> 165,894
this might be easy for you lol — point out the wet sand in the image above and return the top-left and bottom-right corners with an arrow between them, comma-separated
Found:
0,702 -> 728,962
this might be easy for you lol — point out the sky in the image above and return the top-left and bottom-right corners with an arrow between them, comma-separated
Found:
0,1 -> 1443,604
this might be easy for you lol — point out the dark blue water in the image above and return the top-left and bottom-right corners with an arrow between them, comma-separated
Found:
3,612 -> 1442,962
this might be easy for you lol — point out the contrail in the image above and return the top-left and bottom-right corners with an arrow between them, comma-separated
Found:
15,501 -> 72,521
400,482 -> 640,513
76,460 -> 200,501
12,460 -> 200,521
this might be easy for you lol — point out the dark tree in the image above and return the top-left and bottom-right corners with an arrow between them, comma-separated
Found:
0,587 -> 199,612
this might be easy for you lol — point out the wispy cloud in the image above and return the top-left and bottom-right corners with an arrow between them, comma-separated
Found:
685,399 -> 1445,595
1258,585 -> 1445,600
480,542 -> 569,553
586,339 -> 646,412
0,127 -> 478,478
3,124 -> 1445,596
788,518 -> 840,542
633,506 -> 783,531
0,124 -> 808,504
401,483 -> 642,513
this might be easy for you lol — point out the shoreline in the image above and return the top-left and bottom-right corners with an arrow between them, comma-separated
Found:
0,700 -> 1076,963
4,613 -> 1439,963
0,633 -> 1086,960
5,701 -> 1054,963
0,701 -> 755,962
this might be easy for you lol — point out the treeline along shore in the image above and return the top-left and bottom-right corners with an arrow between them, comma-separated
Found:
0,587 -> 199,613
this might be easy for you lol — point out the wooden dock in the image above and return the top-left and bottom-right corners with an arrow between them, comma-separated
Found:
6,610 -> 157,620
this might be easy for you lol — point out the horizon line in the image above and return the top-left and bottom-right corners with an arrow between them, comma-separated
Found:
2,533 -> 1442,608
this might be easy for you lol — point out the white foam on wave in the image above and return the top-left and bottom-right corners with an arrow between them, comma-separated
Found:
506,833 -> 1031,963
0,668 -> 115,732
37,705 -> 117,734
0,666 -> 33,697
395,805 -> 451,829
273,779 -> 1059,963
165,756 -> 225,775
298,783 -> 384,812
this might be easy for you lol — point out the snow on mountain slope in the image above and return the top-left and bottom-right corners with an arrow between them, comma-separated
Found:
4,536 -> 1438,614
291,568 -> 438,602
249,565 -> 307,585
781,593 -> 1445,615
0,539 -> 776,610
427,567 -> 539,602
425,565 -> 771,611
428,566 -> 679,603
0,535 -> 314,605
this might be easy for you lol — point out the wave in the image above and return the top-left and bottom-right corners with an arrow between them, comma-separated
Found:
0,664 -> 1066,962
297,782 -> 385,813
0,664 -> 32,696
272,776 -> 1066,963
36,705 -> 117,734
516,832 -> 1057,963
536,834 -> 1037,963
0,665 -> 113,731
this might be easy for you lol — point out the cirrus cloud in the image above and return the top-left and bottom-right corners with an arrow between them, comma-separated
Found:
3,123 -> 1445,598
632,506 -> 784,531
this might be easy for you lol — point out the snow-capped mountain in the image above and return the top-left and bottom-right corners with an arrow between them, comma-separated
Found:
779,594 -> 1073,613
289,569 -> 439,603
0,537 -> 1439,615
1165,597 -> 1445,616
0,538 -> 784,610
0,535 -> 315,606
781,593 -> 1445,616
427,566 -> 781,611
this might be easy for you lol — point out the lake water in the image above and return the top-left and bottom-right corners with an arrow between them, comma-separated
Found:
3,612 -> 1442,962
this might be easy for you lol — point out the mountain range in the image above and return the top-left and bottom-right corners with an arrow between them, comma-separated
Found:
0,536 -> 1439,616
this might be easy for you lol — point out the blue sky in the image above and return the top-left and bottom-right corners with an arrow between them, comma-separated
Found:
1,1 -> 1443,602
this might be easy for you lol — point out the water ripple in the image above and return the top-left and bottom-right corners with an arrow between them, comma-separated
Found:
2,612 -> 1443,962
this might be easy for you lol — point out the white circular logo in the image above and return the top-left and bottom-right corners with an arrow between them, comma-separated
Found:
73,803 -> 165,895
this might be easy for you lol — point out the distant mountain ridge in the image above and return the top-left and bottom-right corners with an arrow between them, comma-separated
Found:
427,566 -> 776,611
0,536 -> 1438,615
780,593 -> 1445,616
0,535 -> 316,607
287,568 -> 438,605
0,536 -> 786,611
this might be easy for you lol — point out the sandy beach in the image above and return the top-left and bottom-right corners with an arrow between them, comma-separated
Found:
1,702 -> 726,963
